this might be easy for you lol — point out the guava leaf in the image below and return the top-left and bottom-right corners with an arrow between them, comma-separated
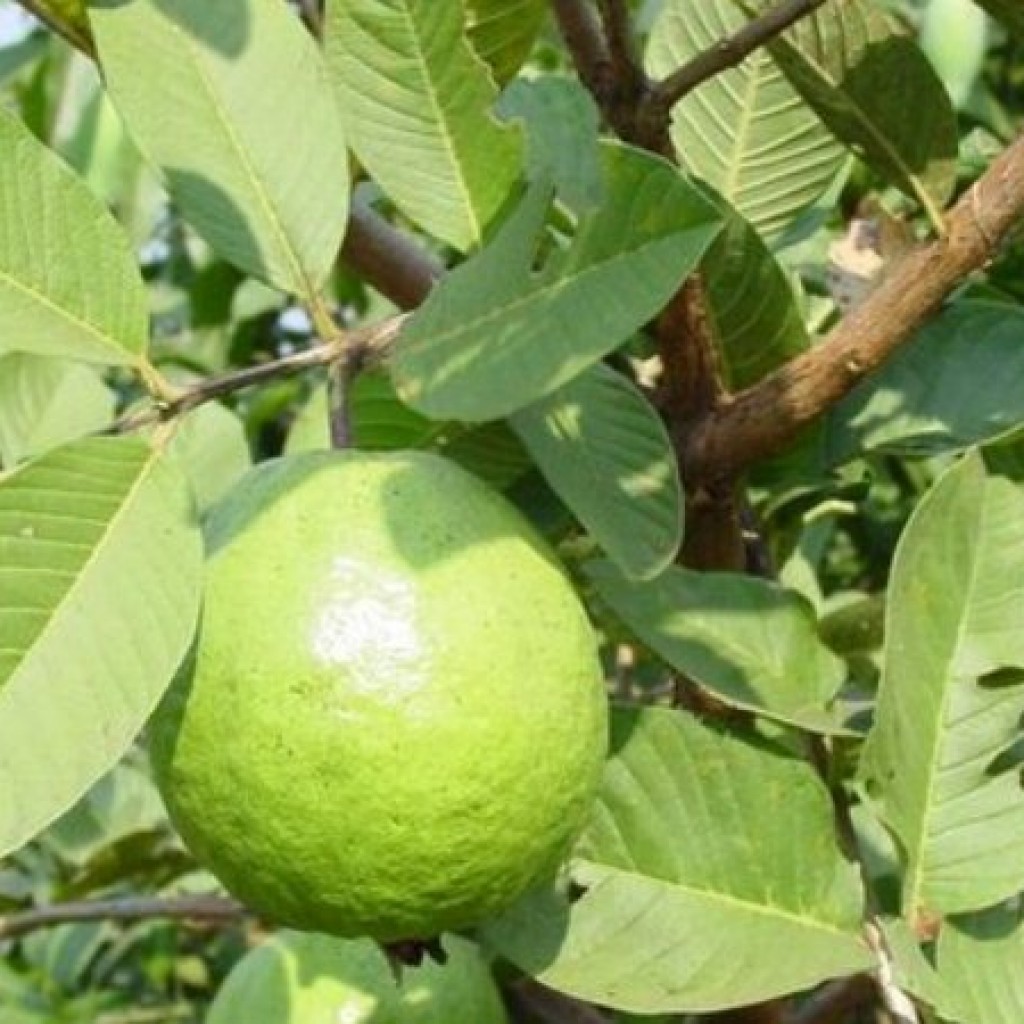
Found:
498,77 -> 604,214
166,404 -> 251,512
90,0 -> 348,299
465,0 -> 546,84
0,437 -> 202,856
647,0 -> 845,242
587,560 -> 848,731
701,203 -> 810,389
826,302 -> 1024,463
0,354 -> 115,466
485,707 -> 871,1014
733,0 -> 957,224
391,142 -> 723,421
861,450 -> 1024,917
0,108 -> 148,367
209,932 -> 508,1024
511,365 -> 682,580
325,0 -> 522,253
937,903 -> 1024,1024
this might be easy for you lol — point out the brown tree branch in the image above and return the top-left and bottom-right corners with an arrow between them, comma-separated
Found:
550,0 -> 613,104
650,0 -> 828,111
505,977 -> 610,1024
788,975 -> 876,1024
340,204 -> 444,311
0,895 -> 245,941
690,133 -> 1024,481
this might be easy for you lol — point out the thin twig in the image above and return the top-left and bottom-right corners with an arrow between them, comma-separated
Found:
689,132 -> 1024,481
107,316 -> 406,436
594,0 -> 648,102
0,895 -> 245,941
789,975 -> 877,1024
650,0 -> 828,110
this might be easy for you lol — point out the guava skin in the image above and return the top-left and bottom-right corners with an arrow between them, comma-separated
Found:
150,450 -> 608,941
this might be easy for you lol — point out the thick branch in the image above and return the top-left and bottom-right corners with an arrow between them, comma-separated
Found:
550,0 -> 612,102
651,0 -> 827,110
340,204 -> 444,311
691,132 -> 1024,481
109,316 -> 406,435
0,895 -> 245,941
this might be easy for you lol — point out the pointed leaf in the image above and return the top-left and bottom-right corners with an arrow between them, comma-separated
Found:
587,559 -> 847,731
937,903 -> 1024,1024
485,708 -> 870,1013
702,203 -> 810,388
0,437 -> 202,856
861,451 -> 1024,917
511,365 -> 682,580
0,108 -> 147,367
466,0 -> 546,84
325,0 -> 522,252
0,354 -> 115,466
647,0 -> 845,242
392,143 -> 723,421
90,0 -> 348,298
826,302 -> 1024,464
737,0 -> 957,223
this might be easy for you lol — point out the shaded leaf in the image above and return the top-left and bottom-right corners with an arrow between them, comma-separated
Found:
466,0 -> 547,84
702,203 -> 810,388
167,403 -> 251,512
0,353 -> 115,467
738,0 -> 957,223
485,707 -> 870,1014
326,0 -> 522,252
587,559 -> 847,731
498,76 -> 603,214
937,903 -> 1024,1024
0,107 -> 147,367
826,302 -> 1024,464
91,0 -> 348,297
209,931 -> 508,1024
0,437 -> 202,856
511,365 -> 682,580
647,0 -> 845,242
392,143 -> 722,421
861,451 -> 1024,917
975,0 -> 1024,38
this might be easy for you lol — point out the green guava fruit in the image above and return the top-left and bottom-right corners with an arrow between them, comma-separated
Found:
150,450 -> 607,941
207,931 -> 508,1024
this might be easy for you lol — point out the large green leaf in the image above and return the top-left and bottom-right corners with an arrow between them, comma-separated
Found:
826,302 -> 1024,464
511,365 -> 682,580
485,708 -> 870,1013
702,204 -> 810,388
0,107 -> 147,367
391,143 -> 723,421
587,560 -> 847,731
167,404 -> 251,512
737,0 -> 957,224
325,0 -> 522,252
646,0 -> 845,243
937,903 -> 1024,1024
975,0 -> 1024,38
90,0 -> 348,298
466,0 -> 546,84
861,451 -> 1024,918
209,931 -> 508,1024
0,437 -> 202,856
0,354 -> 115,467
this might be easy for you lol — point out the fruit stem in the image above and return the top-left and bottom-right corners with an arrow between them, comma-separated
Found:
328,344 -> 364,449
